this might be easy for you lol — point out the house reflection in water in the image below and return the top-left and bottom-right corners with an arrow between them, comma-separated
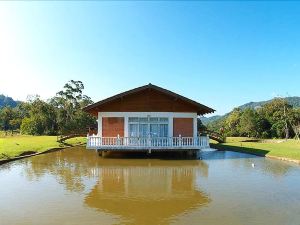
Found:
84,160 -> 211,224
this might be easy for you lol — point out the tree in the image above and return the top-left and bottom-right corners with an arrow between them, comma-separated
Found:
197,118 -> 207,134
20,117 -> 39,135
0,106 -> 14,132
0,81 -> 95,136
239,109 -> 257,137
255,111 -> 271,138
206,117 -> 225,134
259,98 -> 293,138
224,108 -> 242,136
50,80 -> 96,134
20,98 -> 58,135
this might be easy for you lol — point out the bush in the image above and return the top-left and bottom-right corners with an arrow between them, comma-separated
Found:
20,117 -> 37,135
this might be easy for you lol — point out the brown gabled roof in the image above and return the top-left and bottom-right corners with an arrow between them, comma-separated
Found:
83,83 -> 215,115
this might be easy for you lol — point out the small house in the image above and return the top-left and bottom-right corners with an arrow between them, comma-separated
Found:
84,84 -> 214,152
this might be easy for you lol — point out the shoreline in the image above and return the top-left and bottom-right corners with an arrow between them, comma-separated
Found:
2,143 -> 299,166
265,155 -> 300,164
0,143 -> 85,165
211,143 -> 300,165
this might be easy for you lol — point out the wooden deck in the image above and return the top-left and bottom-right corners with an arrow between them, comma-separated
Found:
87,136 -> 210,151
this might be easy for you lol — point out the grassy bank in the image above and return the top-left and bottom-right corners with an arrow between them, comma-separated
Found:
211,137 -> 300,161
0,135 -> 86,160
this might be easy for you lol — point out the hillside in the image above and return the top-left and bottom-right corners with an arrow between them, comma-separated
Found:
200,115 -> 222,125
238,96 -> 300,110
0,94 -> 21,109
202,96 -> 300,125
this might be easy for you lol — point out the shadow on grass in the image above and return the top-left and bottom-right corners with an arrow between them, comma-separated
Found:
210,143 -> 269,157
60,142 -> 74,147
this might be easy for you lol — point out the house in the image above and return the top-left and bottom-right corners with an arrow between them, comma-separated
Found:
83,83 -> 215,152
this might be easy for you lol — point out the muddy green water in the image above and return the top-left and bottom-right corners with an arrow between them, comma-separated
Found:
0,147 -> 300,225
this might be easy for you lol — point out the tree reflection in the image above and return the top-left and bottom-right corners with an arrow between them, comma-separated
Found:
23,148 -> 101,192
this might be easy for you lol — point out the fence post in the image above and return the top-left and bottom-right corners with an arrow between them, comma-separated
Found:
148,134 -> 151,147
179,134 -> 182,146
117,134 -> 120,146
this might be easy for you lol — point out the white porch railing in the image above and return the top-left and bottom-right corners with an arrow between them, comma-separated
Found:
86,135 -> 209,150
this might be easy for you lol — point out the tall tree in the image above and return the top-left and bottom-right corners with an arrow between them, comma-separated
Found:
0,106 -> 14,132
239,108 -> 259,137
20,98 -> 58,135
260,98 -> 293,138
50,80 -> 95,134
224,108 -> 241,136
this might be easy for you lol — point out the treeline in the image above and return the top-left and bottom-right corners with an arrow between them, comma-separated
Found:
206,98 -> 300,139
0,80 -> 96,135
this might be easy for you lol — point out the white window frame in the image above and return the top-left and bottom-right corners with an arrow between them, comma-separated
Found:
128,116 -> 169,138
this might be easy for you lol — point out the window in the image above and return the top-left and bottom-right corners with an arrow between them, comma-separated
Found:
129,124 -> 138,137
128,117 -> 168,137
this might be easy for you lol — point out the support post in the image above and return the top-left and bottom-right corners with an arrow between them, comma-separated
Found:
193,116 -> 198,139
98,112 -> 102,137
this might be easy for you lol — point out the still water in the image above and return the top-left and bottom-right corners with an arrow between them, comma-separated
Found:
0,147 -> 300,225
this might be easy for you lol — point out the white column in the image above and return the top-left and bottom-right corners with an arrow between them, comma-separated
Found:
193,116 -> 197,138
98,112 -> 102,137
168,114 -> 173,137
124,115 -> 128,137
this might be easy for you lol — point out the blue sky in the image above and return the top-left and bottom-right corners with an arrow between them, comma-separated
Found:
0,1 -> 300,115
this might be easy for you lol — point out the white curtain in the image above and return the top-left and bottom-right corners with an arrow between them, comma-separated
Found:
139,124 -> 148,137
150,124 -> 159,137
129,124 -> 138,137
159,124 -> 168,137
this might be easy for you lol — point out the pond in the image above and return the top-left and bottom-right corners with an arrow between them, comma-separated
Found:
0,147 -> 300,225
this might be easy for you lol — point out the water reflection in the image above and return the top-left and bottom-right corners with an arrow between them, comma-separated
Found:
1,147 -> 300,225
22,148 -> 211,224
23,149 -> 102,192
200,150 -> 293,177
84,160 -> 211,225
21,148 -> 296,195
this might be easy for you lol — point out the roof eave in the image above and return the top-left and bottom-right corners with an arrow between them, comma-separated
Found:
83,83 -> 216,115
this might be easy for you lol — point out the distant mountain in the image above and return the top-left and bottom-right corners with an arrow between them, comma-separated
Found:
201,96 -> 300,125
0,94 -> 21,109
238,96 -> 300,110
201,115 -> 223,125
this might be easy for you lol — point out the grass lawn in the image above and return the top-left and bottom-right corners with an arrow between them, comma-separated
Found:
211,137 -> 300,161
0,135 -> 86,160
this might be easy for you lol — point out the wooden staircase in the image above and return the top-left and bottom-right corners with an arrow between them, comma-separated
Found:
205,129 -> 226,143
